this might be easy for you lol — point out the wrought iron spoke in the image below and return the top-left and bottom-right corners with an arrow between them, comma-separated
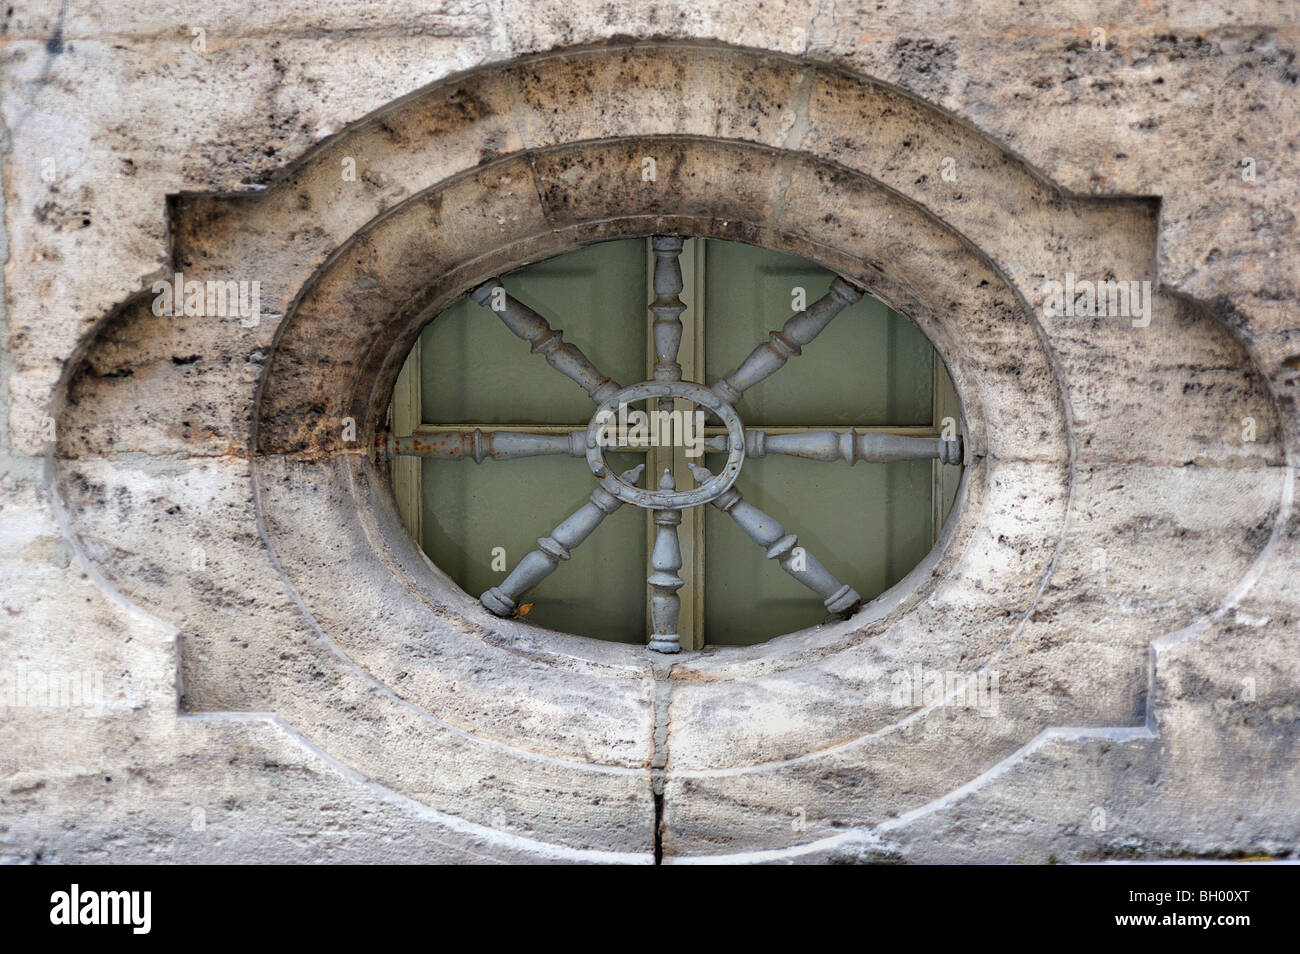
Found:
471,278 -> 621,405
650,236 -> 686,387
688,463 -> 861,614
711,277 -> 863,405
481,464 -> 646,617
703,429 -> 963,464
647,468 -> 685,654
384,429 -> 588,462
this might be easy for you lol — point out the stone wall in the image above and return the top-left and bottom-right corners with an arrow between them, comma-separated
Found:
1,2 -> 1296,863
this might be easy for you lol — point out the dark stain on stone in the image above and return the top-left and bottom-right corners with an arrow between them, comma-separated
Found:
891,37 -> 956,99
45,1 -> 64,53
1208,295 -> 1255,341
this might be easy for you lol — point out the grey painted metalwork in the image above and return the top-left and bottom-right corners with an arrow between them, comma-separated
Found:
711,277 -> 863,405
480,463 -> 646,616
384,429 -> 586,462
688,463 -> 862,614
703,429 -> 963,464
386,428 -> 960,465
647,468 -> 685,654
408,238 -> 951,650
650,236 -> 686,388
386,427 -> 959,466
585,379 -> 745,510
471,278 -> 621,405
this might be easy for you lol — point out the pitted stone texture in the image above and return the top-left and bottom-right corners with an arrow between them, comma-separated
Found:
256,455 -> 657,767
2,4 -> 500,452
2,713 -> 650,864
664,459 -> 1067,760
55,453 -> 658,852
58,297 -> 275,460
2,22 -> 1296,864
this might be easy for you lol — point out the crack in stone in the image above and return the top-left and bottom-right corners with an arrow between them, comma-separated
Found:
649,657 -> 673,863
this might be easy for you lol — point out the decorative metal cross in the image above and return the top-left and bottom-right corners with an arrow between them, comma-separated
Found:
382,236 -> 962,652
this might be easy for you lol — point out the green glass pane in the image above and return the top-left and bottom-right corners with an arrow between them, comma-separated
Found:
421,453 -> 647,643
704,242 -> 933,426
420,240 -> 647,425
703,455 -> 934,646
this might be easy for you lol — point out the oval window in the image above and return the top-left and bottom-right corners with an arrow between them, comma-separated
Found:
385,238 -> 963,649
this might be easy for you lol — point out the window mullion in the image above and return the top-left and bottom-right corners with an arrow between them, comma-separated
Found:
645,237 -> 706,651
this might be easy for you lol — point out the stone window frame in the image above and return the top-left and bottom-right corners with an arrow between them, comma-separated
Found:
241,126 -> 1061,853
53,43 -> 1287,860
